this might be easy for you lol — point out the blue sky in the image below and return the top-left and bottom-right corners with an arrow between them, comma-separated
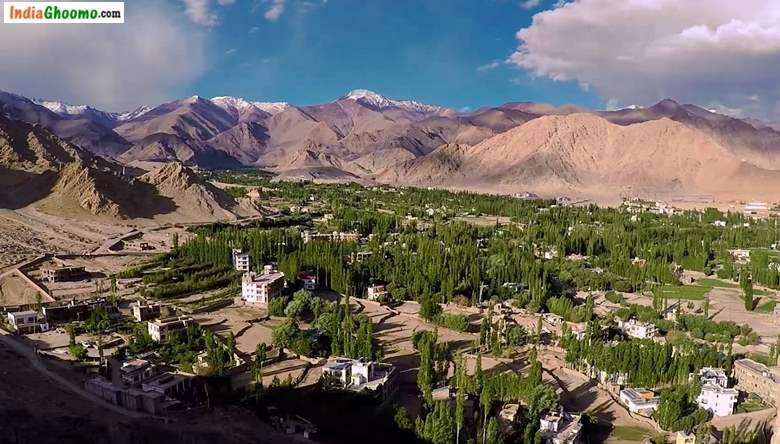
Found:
190,0 -> 600,110
2,0 -> 777,119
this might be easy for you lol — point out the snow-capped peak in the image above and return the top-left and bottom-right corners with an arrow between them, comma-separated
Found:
33,99 -> 91,115
32,97 -> 151,123
342,89 -> 393,108
341,89 -> 446,114
116,106 -> 152,121
211,96 -> 290,115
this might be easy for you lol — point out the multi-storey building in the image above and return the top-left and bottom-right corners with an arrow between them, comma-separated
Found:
241,270 -> 285,304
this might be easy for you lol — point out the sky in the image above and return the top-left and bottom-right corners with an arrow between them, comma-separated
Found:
1,0 -> 779,120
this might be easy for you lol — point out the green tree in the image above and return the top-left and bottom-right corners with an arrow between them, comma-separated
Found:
395,406 -> 414,431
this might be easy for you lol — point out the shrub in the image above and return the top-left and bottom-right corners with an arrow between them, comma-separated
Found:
433,313 -> 468,332
69,344 -> 87,360
269,296 -> 290,317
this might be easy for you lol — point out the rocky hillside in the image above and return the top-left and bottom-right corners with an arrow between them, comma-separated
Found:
0,114 -> 254,221
382,114 -> 780,200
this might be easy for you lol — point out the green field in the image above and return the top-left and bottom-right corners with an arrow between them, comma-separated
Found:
696,278 -> 739,289
657,284 -> 711,300
606,426 -> 652,443
750,248 -> 780,259
736,394 -> 770,414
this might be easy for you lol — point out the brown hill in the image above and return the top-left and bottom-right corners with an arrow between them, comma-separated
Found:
139,163 -> 242,221
382,114 -> 780,201
0,114 -> 253,221
598,100 -> 780,169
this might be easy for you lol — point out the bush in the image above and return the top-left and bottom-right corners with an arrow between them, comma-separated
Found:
605,291 -> 625,304
269,296 -> 290,317
433,313 -> 468,332
69,344 -> 87,360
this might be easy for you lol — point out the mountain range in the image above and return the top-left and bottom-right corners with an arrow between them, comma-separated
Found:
2,87 -> 780,206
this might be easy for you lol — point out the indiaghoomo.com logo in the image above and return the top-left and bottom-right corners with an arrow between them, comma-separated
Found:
4,2 -> 124,23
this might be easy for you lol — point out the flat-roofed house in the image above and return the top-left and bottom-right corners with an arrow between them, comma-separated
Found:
297,271 -> 317,291
41,265 -> 88,283
617,319 -> 658,339
241,270 -> 285,304
734,358 -> 780,405
147,316 -> 193,342
231,249 -> 251,272
322,357 -> 397,400
120,359 -> 155,385
539,410 -> 582,444
7,311 -> 48,334
131,301 -> 162,322
366,284 -> 388,301
696,384 -> 737,417
620,388 -> 659,414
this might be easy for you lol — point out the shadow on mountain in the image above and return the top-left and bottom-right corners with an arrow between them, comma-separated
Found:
119,177 -> 178,219
0,168 -> 58,210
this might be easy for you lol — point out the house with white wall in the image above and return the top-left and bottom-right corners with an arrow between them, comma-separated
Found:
616,319 -> 657,339
232,249 -> 251,272
241,269 -> 285,304
322,357 -> 397,400
696,384 -> 737,417
619,388 -> 659,415
7,311 -> 48,334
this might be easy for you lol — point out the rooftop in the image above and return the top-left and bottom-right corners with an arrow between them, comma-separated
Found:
121,359 -> 151,373
9,310 -> 38,317
700,383 -> 738,395
621,388 -> 657,402
735,359 -> 780,382
243,271 -> 285,283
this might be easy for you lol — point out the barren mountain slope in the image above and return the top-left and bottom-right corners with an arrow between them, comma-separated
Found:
383,113 -> 780,200
139,163 -> 245,221
115,96 -> 236,143
119,132 -> 241,168
0,115 -> 254,221
598,100 -> 780,169
0,91 -> 130,157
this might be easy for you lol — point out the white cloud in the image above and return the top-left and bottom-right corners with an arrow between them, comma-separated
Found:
182,0 -> 218,27
249,26 -> 260,34
521,0 -> 542,10
477,60 -> 503,72
510,0 -> 780,119
0,0 -> 209,111
217,0 -> 236,5
225,48 -> 238,55
264,0 -> 286,21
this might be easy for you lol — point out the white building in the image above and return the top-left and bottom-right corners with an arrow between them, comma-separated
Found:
539,410 -> 583,444
728,249 -> 751,264
619,388 -> 659,415
696,367 -> 729,388
131,301 -> 162,322
231,249 -> 251,272
696,384 -> 737,417
297,271 -> 317,291
743,201 -> 769,219
367,284 -> 388,301
120,358 -> 155,385
147,316 -> 192,342
617,319 -> 658,339
322,357 -> 397,400
7,311 -> 49,334
241,270 -> 285,304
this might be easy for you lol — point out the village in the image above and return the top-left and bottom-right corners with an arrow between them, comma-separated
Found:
2,184 -> 780,444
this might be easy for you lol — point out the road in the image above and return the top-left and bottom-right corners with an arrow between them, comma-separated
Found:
0,329 -> 153,419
